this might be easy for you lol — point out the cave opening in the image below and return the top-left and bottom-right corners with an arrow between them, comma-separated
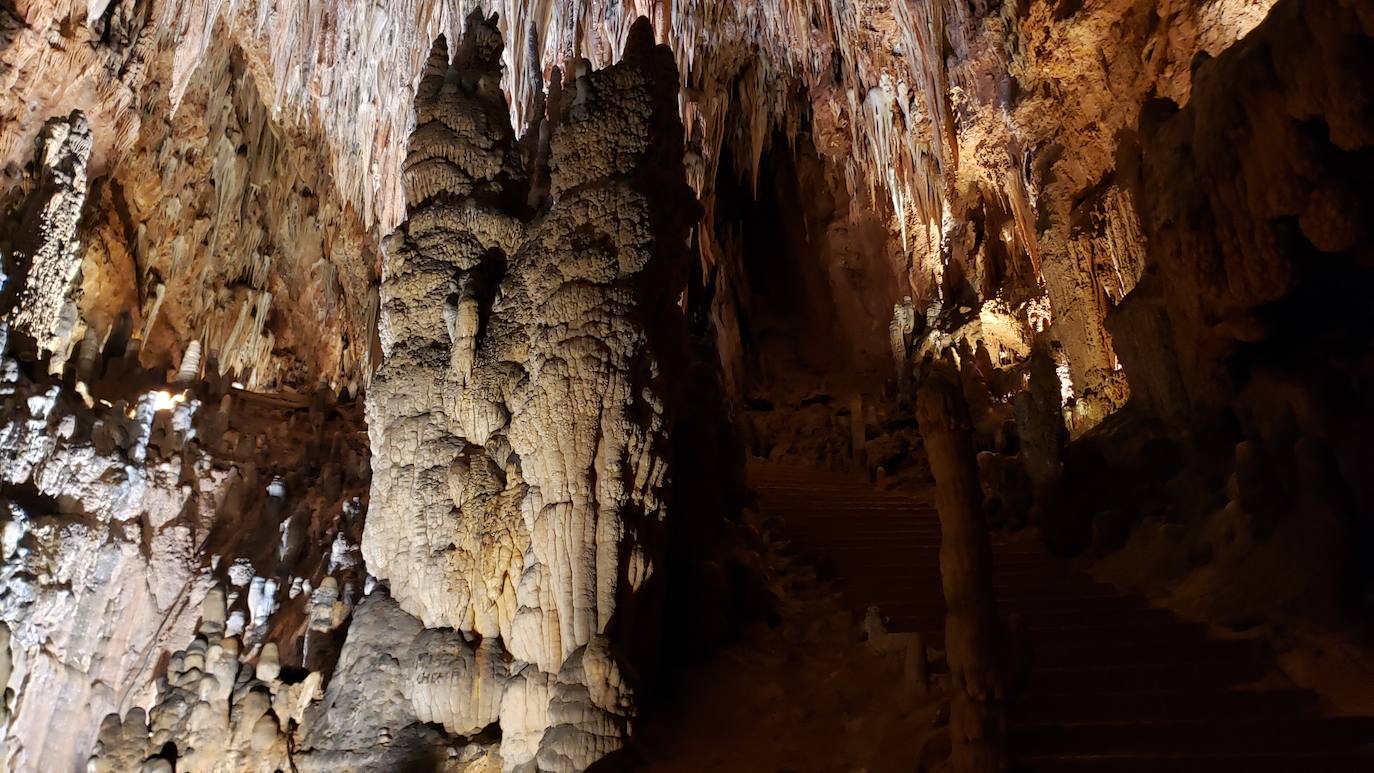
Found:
713,130 -> 898,402
710,127 -> 906,469
714,136 -> 840,388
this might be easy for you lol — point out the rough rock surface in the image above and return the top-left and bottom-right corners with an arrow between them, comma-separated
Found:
7,0 -> 1371,770
1,112 -> 92,368
0,375 -> 217,770
4,4 -> 378,394
0,355 -> 374,770
294,591 -> 501,770
1085,0 -> 1374,654
88,592 -> 303,773
363,14 -> 693,770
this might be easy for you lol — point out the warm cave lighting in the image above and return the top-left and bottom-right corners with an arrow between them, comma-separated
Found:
151,389 -> 187,412
3,1 -> 1369,770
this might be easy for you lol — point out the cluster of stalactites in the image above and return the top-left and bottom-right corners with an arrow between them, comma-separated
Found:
151,0 -> 960,244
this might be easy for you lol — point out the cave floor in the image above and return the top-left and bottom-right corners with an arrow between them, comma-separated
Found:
749,461 -> 1374,772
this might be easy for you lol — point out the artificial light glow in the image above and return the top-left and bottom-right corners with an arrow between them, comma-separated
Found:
151,390 -> 187,412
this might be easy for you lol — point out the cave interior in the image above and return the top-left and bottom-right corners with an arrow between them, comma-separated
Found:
1,0 -> 1373,771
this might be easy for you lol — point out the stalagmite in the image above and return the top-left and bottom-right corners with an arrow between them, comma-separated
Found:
917,361 -> 1007,773
890,296 -> 917,387
361,13 -> 693,770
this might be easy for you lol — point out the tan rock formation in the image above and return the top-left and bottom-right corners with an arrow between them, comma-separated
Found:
90,592 -> 311,773
294,591 -> 500,770
363,13 -> 692,769
917,361 -> 1007,773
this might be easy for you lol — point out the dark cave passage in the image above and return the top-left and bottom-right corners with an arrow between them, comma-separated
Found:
712,131 -> 900,399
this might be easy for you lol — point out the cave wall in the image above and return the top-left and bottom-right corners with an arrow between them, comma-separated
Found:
1093,0 -> 1374,587
3,2 -> 378,395
0,109 -> 372,768
94,26 -> 379,391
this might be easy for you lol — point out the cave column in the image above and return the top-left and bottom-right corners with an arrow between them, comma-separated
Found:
362,14 -> 693,772
917,361 -> 1007,773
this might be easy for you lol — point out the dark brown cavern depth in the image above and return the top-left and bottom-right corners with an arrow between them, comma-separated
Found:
1,0 -> 1373,771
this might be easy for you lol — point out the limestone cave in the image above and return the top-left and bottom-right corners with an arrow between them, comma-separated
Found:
1,0 -> 1372,771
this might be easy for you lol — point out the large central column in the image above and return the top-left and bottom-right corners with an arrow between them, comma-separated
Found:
363,13 -> 692,770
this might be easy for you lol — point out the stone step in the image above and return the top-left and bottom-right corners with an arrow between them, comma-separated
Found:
1010,716 -> 1374,757
1027,660 -> 1270,692
1014,688 -> 1319,723
748,464 -> 1372,772
1014,751 -> 1374,773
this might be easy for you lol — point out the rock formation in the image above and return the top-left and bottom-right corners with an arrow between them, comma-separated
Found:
2,0 -> 1373,770
918,361 -> 1006,772
1,113 -> 92,369
363,15 -> 693,768
88,591 -> 303,773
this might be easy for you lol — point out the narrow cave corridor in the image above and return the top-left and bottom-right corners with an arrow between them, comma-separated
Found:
715,136 -> 894,391
2,1 -> 1374,772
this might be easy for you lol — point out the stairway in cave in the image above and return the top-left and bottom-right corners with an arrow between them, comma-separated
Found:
748,461 -> 1374,772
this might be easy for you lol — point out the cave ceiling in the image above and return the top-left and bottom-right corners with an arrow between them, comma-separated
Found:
2,0 -> 1278,400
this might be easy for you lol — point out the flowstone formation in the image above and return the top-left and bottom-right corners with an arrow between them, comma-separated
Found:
363,13 -> 693,770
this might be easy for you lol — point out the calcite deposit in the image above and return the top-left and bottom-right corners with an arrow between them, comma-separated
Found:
364,14 -> 692,768
3,0 -> 1374,771
88,592 -> 303,773
2,113 -> 92,368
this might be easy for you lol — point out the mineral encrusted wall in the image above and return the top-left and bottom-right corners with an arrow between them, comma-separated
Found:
1086,0 -> 1374,565
0,113 -> 92,367
3,0 -> 1289,428
93,27 -> 379,392
0,356 -> 371,770
363,14 -> 694,768
5,0 -> 1364,770
3,2 -> 378,394
0,103 -> 372,768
